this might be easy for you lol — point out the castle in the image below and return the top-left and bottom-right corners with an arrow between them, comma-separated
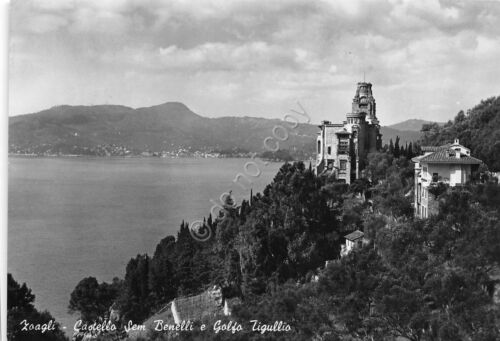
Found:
315,82 -> 382,184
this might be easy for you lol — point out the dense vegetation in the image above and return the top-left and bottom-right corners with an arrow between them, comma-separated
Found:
421,96 -> 500,171
7,274 -> 68,341
12,97 -> 500,340
65,113 -> 500,340
215,184 -> 500,341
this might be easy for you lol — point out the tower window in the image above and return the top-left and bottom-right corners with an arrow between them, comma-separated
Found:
327,146 -> 332,155
317,140 -> 321,154
340,160 -> 347,170
339,140 -> 349,153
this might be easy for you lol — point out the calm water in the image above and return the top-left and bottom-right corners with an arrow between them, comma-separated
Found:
8,157 -> 282,332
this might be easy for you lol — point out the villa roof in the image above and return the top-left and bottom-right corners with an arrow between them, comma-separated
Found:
419,148 -> 482,164
345,230 -> 364,241
415,140 -> 482,165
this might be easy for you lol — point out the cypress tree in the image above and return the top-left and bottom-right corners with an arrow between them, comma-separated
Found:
389,138 -> 394,155
394,136 -> 400,158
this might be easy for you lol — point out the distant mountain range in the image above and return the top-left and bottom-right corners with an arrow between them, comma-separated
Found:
8,103 -> 436,157
386,119 -> 445,132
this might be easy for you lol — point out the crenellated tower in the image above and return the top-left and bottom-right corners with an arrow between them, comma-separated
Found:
352,82 -> 378,125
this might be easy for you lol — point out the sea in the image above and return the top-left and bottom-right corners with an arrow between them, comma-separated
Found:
8,156 -> 283,333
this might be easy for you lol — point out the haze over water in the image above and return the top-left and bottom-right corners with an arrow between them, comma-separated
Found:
8,157 -> 283,332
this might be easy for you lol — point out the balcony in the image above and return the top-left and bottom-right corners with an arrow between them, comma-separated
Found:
338,146 -> 349,154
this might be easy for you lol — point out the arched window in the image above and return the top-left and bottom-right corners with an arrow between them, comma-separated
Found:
317,140 -> 321,154
327,146 -> 332,155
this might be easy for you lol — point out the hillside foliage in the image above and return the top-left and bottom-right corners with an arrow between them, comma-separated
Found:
16,96 -> 500,340
66,113 -> 500,339
7,274 -> 69,341
420,96 -> 500,171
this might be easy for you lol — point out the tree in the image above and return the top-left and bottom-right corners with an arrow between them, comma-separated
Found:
238,162 -> 341,295
116,254 -> 153,323
68,276 -> 121,323
366,152 -> 393,183
394,136 -> 400,158
149,236 -> 178,306
9,274 -> 68,341
407,142 -> 413,158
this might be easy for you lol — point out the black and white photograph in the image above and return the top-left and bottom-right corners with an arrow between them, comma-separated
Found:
6,0 -> 500,340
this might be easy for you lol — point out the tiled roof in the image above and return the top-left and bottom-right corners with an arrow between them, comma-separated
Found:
345,230 -> 364,241
419,149 -> 482,164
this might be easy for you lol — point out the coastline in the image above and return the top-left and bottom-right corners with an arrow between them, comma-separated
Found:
8,153 -> 308,162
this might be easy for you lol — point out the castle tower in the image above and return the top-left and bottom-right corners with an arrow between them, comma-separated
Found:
352,82 -> 378,125
315,81 -> 382,183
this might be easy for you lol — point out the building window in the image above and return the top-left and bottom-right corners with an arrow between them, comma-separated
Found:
327,146 -> 332,155
340,160 -> 347,170
317,140 -> 321,154
339,140 -> 349,153
432,173 -> 439,182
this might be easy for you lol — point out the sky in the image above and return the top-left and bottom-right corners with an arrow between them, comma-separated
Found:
8,0 -> 500,125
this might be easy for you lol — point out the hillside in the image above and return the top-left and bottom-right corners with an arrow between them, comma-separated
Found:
8,103 -> 317,157
9,102 -> 423,157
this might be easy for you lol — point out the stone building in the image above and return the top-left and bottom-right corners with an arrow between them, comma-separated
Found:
316,82 -> 382,183
340,230 -> 365,257
411,138 -> 482,218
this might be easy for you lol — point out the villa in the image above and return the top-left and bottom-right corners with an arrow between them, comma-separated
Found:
412,138 -> 482,218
